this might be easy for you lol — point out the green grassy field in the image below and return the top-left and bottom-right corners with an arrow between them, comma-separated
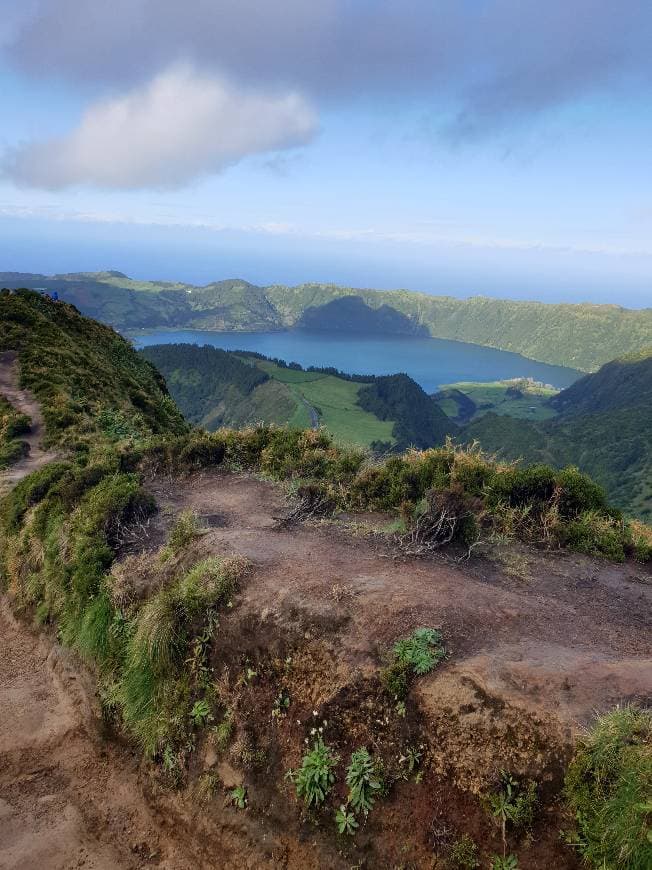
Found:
437,379 -> 559,423
253,360 -> 395,447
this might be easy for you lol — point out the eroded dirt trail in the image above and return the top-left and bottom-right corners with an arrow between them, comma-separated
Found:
0,599 -> 202,870
0,351 -> 59,494
152,470 -> 652,731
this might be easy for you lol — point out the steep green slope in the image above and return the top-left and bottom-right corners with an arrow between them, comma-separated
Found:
357,373 -> 456,450
4,272 -> 651,372
0,289 -> 187,452
550,347 -> 652,415
463,350 -> 652,520
296,295 -> 428,336
265,283 -> 652,371
140,343 -> 299,431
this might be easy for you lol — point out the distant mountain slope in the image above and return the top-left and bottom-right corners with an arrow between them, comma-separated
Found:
0,289 -> 187,450
295,295 -> 428,336
550,347 -> 652,416
462,350 -> 652,520
3,271 -> 651,372
139,343 -> 298,431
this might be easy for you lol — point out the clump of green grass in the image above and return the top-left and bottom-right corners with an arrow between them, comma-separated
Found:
118,555 -> 248,755
289,738 -> 339,808
565,705 -> 652,870
0,394 -> 31,469
160,509 -> 204,560
447,835 -> 479,868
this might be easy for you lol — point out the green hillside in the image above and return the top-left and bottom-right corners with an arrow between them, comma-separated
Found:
0,289 -> 187,452
462,350 -> 652,520
0,395 -> 31,468
357,373 -> 456,450
3,271 -> 651,372
139,344 -> 456,451
434,378 -> 559,424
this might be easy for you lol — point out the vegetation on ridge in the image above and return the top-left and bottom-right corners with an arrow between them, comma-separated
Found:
0,394 -> 31,468
462,349 -> 652,521
4,271 -> 651,371
0,289 -> 187,454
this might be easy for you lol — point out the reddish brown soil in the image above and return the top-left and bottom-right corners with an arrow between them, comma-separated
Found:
152,470 -> 652,730
0,351 -> 59,494
143,469 -> 652,868
0,599 -> 197,870
2,465 -> 650,869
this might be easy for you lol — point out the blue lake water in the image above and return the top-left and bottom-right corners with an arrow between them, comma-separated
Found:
132,329 -> 581,393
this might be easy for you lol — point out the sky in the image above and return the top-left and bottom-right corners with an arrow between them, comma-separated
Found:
0,1 -> 651,307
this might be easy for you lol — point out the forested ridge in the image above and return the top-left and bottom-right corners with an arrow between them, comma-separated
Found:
3,271 -> 651,372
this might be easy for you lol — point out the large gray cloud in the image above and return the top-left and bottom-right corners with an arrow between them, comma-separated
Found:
3,0 -> 652,189
8,1 -> 652,110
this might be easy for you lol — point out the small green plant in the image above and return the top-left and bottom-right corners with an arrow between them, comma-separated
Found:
290,738 -> 339,808
335,804 -> 359,835
393,628 -> 445,675
272,689 -> 291,718
485,772 -> 536,853
399,745 -> 422,775
381,628 -> 446,699
212,711 -> 234,751
190,698 -> 213,728
229,785 -> 247,809
490,856 -> 518,870
447,834 -> 479,868
346,748 -> 383,815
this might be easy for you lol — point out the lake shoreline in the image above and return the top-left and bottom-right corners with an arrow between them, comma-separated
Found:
130,328 -> 582,393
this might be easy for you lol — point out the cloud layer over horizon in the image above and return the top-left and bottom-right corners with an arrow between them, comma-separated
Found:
3,0 -> 652,189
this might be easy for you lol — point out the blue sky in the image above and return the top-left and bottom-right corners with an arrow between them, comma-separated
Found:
1,1 -> 651,306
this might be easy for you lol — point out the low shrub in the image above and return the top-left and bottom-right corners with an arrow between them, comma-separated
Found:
447,834 -> 480,869
562,512 -> 627,562
565,705 -> 652,870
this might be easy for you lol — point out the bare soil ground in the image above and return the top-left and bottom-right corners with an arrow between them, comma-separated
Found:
0,352 -> 59,494
151,470 -> 652,732
1,461 -> 650,869
0,599 -> 203,870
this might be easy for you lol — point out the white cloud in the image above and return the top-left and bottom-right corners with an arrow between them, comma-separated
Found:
3,65 -> 317,190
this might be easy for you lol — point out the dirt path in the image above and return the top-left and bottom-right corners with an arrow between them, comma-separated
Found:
296,394 -> 319,428
0,599 -> 210,870
0,351 -> 59,493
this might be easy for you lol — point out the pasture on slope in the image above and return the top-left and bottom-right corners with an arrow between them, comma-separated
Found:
252,358 -> 396,447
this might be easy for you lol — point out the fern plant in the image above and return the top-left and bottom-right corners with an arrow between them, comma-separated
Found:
345,748 -> 383,815
393,627 -> 445,675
